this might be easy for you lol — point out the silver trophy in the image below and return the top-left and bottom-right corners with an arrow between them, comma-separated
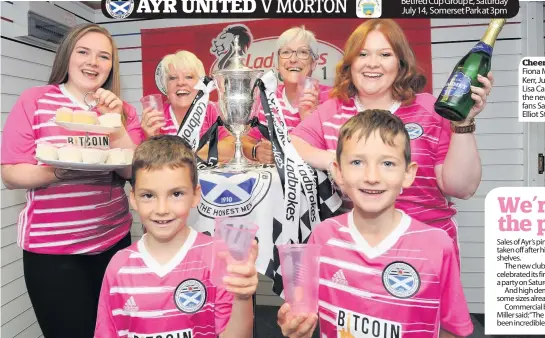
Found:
213,36 -> 263,171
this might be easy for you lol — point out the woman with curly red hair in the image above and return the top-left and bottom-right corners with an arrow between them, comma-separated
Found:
290,19 -> 494,266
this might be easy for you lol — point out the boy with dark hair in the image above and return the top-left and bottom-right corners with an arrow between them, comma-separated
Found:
95,135 -> 257,338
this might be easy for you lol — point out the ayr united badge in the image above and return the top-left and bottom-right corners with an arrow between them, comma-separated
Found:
174,278 -> 207,314
382,261 -> 421,298
404,123 -> 424,140
106,0 -> 134,19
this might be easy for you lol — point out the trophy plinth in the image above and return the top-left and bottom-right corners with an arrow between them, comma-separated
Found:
212,36 -> 263,172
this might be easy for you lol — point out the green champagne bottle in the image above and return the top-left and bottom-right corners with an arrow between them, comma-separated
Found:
434,19 -> 506,121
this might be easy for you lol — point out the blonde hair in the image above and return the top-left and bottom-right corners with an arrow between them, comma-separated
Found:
276,25 -> 319,60
159,50 -> 205,89
49,23 -> 120,97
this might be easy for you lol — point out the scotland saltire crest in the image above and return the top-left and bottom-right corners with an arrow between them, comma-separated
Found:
105,0 -> 134,19
382,261 -> 420,298
174,279 -> 207,313
197,171 -> 272,218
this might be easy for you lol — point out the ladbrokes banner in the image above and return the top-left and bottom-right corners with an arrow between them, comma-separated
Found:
141,18 -> 432,100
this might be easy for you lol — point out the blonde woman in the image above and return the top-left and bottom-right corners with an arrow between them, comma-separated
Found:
1,23 -> 142,337
141,50 -> 235,162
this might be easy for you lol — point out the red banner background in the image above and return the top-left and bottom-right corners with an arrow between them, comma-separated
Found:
140,19 -> 432,101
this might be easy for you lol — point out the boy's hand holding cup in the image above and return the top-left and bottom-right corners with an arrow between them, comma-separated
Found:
211,218 -> 259,300
277,302 -> 318,338
276,243 -> 321,337
221,240 -> 259,300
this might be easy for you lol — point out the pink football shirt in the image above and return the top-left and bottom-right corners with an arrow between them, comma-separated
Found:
1,84 -> 143,255
159,102 -> 229,141
247,83 -> 331,141
307,211 -> 473,338
95,229 -> 234,338
291,94 -> 459,253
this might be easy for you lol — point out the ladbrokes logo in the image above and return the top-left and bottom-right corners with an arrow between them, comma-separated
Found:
209,24 -> 344,86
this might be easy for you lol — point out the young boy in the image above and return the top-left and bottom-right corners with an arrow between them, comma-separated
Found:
277,110 -> 473,338
95,135 -> 258,338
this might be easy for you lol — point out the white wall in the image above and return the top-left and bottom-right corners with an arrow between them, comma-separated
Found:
0,2 -> 95,337
431,17 -> 524,313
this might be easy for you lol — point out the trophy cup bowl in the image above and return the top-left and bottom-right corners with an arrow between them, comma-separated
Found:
212,36 -> 263,172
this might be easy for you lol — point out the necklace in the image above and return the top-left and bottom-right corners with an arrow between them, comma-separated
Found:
354,95 -> 401,114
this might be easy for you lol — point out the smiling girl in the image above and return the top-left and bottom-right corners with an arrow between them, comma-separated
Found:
1,23 -> 142,338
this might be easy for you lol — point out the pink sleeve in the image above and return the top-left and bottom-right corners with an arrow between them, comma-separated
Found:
439,239 -> 473,336
317,84 -> 332,104
94,270 -> 118,338
434,115 -> 452,165
214,286 -> 234,335
246,127 -> 262,141
246,101 -> 267,141
123,102 -> 144,146
290,100 -> 334,150
1,88 -> 39,165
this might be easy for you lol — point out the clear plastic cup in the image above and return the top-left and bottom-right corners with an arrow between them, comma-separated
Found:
277,243 -> 322,314
140,94 -> 164,112
295,76 -> 319,105
210,217 -> 259,287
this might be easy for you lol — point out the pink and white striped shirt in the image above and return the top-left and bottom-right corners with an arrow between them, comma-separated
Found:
291,94 -> 459,246
94,229 -> 233,338
1,84 -> 143,255
307,211 -> 473,338
159,102 -> 229,141
247,83 -> 331,141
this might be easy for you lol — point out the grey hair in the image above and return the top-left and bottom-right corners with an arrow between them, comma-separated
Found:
276,26 -> 319,60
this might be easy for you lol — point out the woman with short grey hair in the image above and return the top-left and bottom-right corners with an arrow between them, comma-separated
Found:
242,26 -> 331,164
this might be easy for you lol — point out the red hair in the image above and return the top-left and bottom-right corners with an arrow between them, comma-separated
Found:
331,19 -> 426,104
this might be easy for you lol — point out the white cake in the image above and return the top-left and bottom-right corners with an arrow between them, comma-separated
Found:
58,146 -> 82,162
81,148 -> 108,164
98,113 -> 122,128
106,148 -> 125,165
123,149 -> 134,164
36,143 -> 58,161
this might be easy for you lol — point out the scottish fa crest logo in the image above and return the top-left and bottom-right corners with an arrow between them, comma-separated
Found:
356,0 -> 381,18
106,0 -> 134,19
382,261 -> 420,298
198,171 -> 272,218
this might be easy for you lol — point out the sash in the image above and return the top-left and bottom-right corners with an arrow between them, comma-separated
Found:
256,71 -> 322,243
197,114 -> 224,169
175,76 -> 219,168
177,76 -> 216,152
